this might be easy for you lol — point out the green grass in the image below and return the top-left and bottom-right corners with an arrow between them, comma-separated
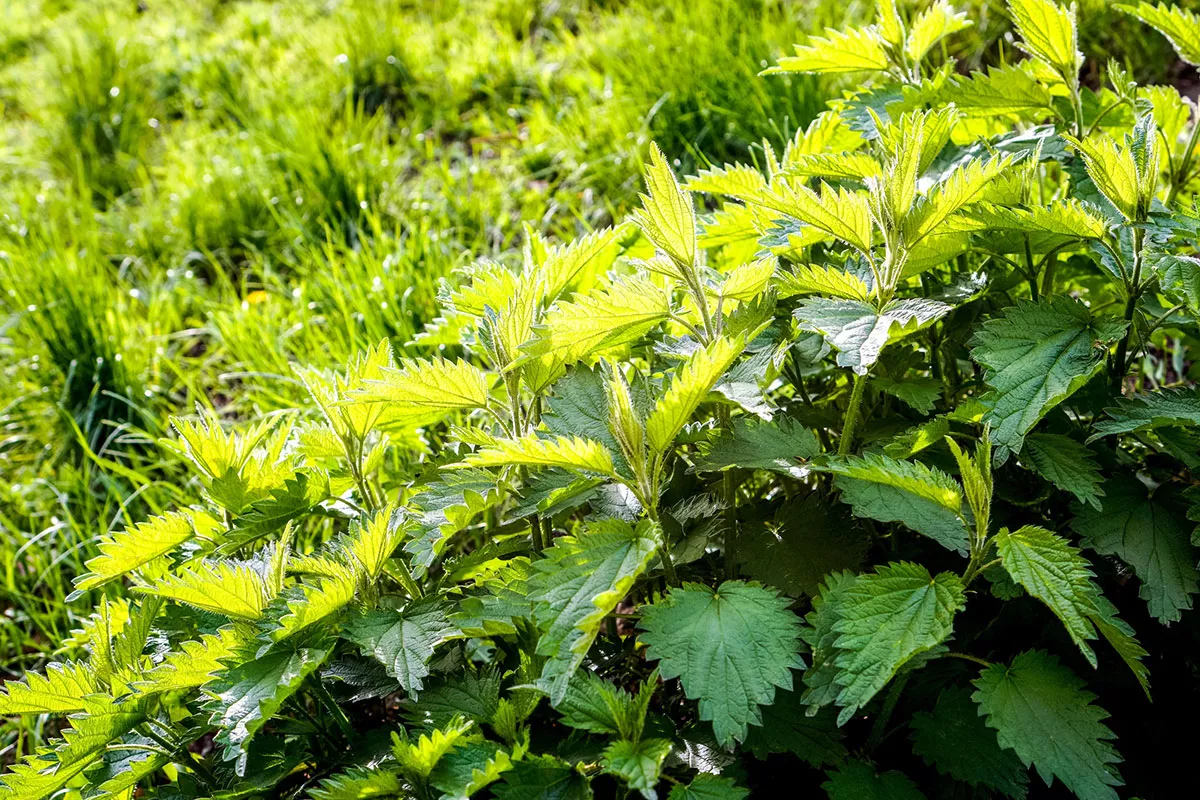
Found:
0,0 -> 1191,767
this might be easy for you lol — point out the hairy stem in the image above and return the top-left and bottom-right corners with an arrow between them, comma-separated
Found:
838,372 -> 869,456
1167,111 -> 1200,206
1110,226 -> 1146,392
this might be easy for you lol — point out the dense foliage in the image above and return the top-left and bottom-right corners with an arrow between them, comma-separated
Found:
3,0 -> 1200,798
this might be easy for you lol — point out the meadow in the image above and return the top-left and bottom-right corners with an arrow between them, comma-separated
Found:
1,0 -> 1199,798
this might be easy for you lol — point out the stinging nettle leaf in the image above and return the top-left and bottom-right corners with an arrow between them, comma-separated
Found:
1116,2 -> 1200,66
994,525 -> 1104,666
74,510 -> 220,593
1088,387 -> 1200,442
344,599 -> 459,692
910,686 -> 1029,799
1018,433 -> 1105,509
639,580 -> 805,747
829,562 -> 966,725
767,26 -> 889,75
1070,477 -> 1199,624
633,142 -> 697,269
973,650 -> 1123,800
970,297 -> 1126,457
204,647 -> 329,776
527,519 -> 658,703
795,297 -> 951,375
829,453 -> 970,554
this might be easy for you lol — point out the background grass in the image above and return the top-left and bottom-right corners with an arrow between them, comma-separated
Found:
0,0 -> 1195,769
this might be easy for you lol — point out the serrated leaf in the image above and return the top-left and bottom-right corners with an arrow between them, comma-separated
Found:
555,671 -> 652,741
527,520 -> 658,703
970,297 -> 1126,456
776,263 -> 871,302
1090,595 -> 1152,698
139,560 -> 273,620
204,647 -> 329,776
344,599 -> 459,692
667,775 -> 749,800
692,417 -> 820,479
736,496 -> 869,597
639,580 -> 804,747
874,375 -> 941,413
309,767 -> 405,800
1064,132 -> 1141,221
940,65 -> 1056,117
752,182 -> 874,254
958,200 -> 1110,253
769,27 -> 889,74
973,650 -> 1122,800
995,525 -> 1103,665
801,571 -> 858,712
528,276 -> 671,366
906,1 -> 972,63
493,755 -> 592,800
602,738 -> 671,798
910,687 -> 1029,799
230,470 -> 329,547
822,760 -> 926,800
455,434 -> 618,477
406,470 -> 504,569
429,740 -> 515,800
905,155 -> 1014,243
74,510 -> 220,592
1019,433 -> 1105,509
392,718 -> 475,780
82,731 -> 172,800
1150,253 -> 1200,314
544,367 -> 623,456
795,297 -> 950,375
402,670 -> 501,728
449,558 -> 532,638
0,662 -> 101,715
829,453 -> 969,554
633,143 -> 696,268
647,335 -> 745,452
258,564 -> 358,647
1008,0 -> 1081,78
684,164 -> 767,199
1088,387 -> 1200,442
541,225 -> 627,302
1070,478 -> 1199,623
830,563 -> 965,724
135,624 -> 254,695
355,357 -> 493,429
1117,2 -> 1200,65
784,151 -> 881,181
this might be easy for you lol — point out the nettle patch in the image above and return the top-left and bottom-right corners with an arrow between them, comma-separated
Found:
3,1 -> 1200,798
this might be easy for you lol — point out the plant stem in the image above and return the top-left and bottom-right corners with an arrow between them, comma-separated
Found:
1110,226 -> 1145,392
646,506 -> 679,587
311,676 -> 356,741
1023,235 -> 1038,301
722,469 -> 738,580
530,512 -> 545,554
944,651 -> 992,668
838,372 -> 868,456
1167,111 -> 1200,206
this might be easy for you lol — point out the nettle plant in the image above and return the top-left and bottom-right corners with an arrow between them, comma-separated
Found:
4,0 -> 1200,798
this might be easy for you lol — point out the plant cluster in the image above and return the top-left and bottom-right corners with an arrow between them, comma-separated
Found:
3,0 -> 1200,798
